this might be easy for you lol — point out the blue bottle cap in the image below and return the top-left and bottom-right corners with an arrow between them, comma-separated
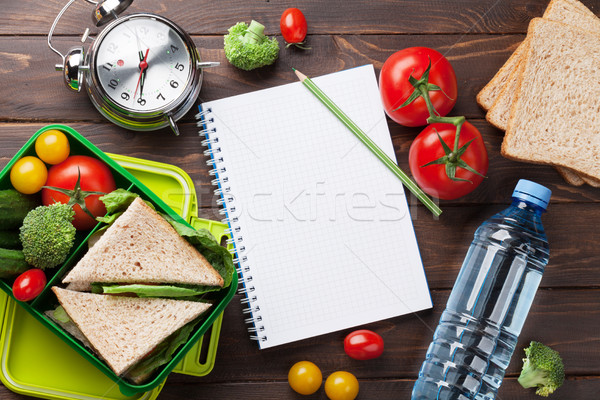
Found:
512,179 -> 552,210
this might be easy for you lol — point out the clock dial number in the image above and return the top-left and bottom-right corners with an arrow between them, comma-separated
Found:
97,18 -> 192,111
106,42 -> 118,54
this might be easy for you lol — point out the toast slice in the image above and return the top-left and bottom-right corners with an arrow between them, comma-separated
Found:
52,287 -> 211,377
556,167 -> 586,187
63,197 -> 224,291
582,176 -> 600,187
487,0 -> 600,129
502,18 -> 600,180
486,30 -> 584,185
486,43 -> 528,131
476,39 -> 526,111
476,0 -> 592,111
484,0 -> 600,185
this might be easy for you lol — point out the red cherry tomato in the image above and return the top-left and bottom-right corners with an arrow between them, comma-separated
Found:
344,329 -> 384,360
379,47 -> 457,127
409,122 -> 488,200
42,155 -> 116,230
13,269 -> 46,302
280,8 -> 308,45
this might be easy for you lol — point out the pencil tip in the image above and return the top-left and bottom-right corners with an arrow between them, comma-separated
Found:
294,68 -> 306,81
292,67 -> 296,71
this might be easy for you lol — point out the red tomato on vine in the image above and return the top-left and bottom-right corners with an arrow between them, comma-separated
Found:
379,47 -> 457,127
42,156 -> 116,230
409,122 -> 488,200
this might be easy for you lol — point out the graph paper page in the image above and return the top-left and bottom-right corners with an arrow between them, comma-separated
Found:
200,65 -> 432,349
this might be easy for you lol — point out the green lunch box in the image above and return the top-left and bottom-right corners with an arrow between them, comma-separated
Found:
0,125 -> 237,398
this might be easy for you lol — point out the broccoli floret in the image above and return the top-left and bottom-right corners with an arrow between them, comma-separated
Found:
224,20 -> 279,71
19,203 -> 76,269
518,341 -> 565,397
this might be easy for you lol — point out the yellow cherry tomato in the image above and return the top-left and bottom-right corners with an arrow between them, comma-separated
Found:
288,361 -> 322,395
35,129 -> 70,164
10,156 -> 48,194
325,371 -> 359,400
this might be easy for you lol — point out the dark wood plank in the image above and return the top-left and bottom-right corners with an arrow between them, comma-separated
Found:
155,376 -> 600,400
0,0 -> 562,36
190,289 -> 600,382
0,289 -> 596,399
414,203 -> 600,288
0,34 -> 523,122
1,375 -> 595,400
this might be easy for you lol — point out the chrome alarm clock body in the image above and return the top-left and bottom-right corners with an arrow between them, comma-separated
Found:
85,13 -> 202,133
48,0 -> 218,135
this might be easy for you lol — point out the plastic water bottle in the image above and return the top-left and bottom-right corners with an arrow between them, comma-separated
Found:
411,179 -> 551,400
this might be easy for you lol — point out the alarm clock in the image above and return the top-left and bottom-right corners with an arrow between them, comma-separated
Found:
47,0 -> 218,135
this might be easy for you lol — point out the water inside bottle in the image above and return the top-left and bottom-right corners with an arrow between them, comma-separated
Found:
412,202 -> 549,400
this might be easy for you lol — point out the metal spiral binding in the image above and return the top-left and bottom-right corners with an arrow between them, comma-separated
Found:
240,296 -> 258,305
238,285 -> 254,294
196,106 -> 266,344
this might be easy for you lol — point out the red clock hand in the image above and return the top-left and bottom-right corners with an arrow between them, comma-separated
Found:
133,48 -> 150,100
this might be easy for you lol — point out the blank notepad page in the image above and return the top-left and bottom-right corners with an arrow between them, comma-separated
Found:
200,65 -> 432,349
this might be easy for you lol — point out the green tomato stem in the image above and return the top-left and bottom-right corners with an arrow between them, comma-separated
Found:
410,62 -> 483,183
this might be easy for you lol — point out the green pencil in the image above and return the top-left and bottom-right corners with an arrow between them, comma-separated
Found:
294,68 -> 442,217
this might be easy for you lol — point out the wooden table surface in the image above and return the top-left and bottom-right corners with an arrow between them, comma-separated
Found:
1,0 -> 599,399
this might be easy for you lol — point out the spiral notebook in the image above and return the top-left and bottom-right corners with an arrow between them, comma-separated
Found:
196,65 -> 432,349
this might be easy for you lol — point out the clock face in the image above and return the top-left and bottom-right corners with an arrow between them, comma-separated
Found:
95,17 -> 192,112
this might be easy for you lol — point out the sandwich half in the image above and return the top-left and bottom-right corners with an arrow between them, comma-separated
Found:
62,196 -> 225,296
51,287 -> 212,383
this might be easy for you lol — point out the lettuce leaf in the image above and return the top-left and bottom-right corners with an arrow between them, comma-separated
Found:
53,306 -> 71,323
96,284 -> 213,298
99,189 -> 152,214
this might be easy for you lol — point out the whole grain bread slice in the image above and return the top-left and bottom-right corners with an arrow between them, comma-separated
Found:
556,167 -> 586,186
487,0 -> 600,130
486,44 -> 528,131
582,176 -> 600,187
52,287 -> 211,377
476,39 -> 526,111
478,0 -> 598,111
502,18 -> 600,180
63,197 -> 224,291
485,29 -> 585,185
490,59 -> 585,187
486,0 -> 600,185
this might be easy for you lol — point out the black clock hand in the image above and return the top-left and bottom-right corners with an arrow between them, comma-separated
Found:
139,67 -> 147,99
134,48 -> 149,100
